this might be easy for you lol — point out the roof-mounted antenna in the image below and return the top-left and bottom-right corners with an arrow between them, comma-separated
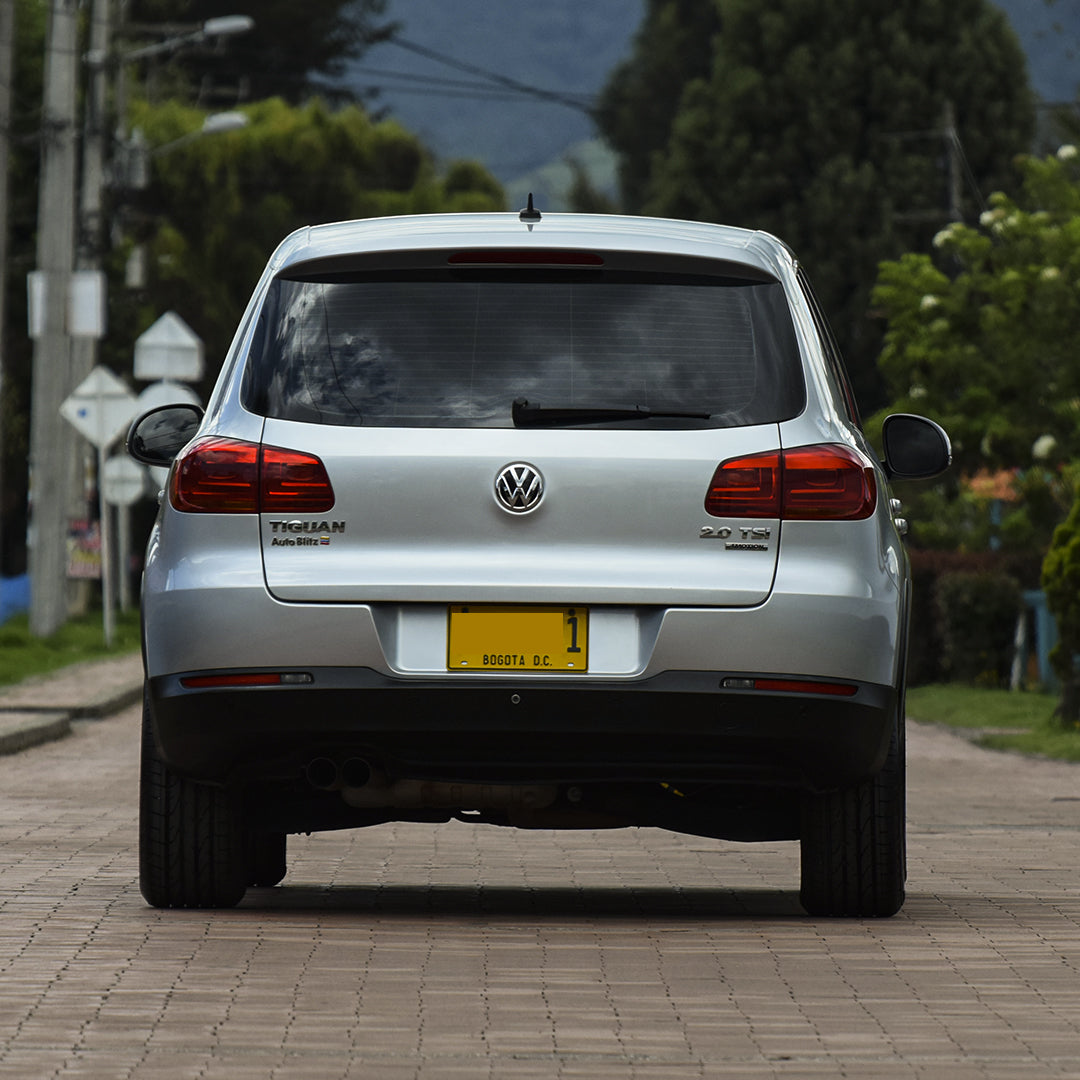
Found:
519,193 -> 542,223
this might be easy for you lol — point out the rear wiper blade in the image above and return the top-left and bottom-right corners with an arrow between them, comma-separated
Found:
511,397 -> 711,427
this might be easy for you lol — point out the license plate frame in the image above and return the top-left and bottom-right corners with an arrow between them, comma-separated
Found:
447,605 -> 588,672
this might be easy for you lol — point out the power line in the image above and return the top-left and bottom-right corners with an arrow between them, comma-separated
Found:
351,66 -> 544,102
383,35 -> 595,115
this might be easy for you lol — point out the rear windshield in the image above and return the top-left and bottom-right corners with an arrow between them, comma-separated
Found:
241,270 -> 805,428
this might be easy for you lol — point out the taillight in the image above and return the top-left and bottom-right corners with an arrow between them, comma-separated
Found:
171,438 -> 259,513
703,452 -> 781,516
261,446 -> 335,513
170,438 -> 335,514
781,445 -> 876,520
705,444 -> 876,520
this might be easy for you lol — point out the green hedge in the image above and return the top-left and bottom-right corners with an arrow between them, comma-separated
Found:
907,550 -> 1032,685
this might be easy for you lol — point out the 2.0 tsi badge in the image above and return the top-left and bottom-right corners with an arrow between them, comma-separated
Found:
494,463 -> 544,514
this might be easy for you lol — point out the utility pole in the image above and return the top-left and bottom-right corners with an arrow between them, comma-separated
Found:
69,0 -> 110,618
28,0 -> 80,637
0,0 -> 15,584
74,0 -> 110,392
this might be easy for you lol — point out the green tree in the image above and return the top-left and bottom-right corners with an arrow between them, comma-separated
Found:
1042,488 -> 1080,724
1,0 -> 47,577
596,0 -> 1035,406
872,148 -> 1080,562
594,1 -> 721,212
873,149 -> 1080,477
125,0 -> 393,103
107,97 -> 504,394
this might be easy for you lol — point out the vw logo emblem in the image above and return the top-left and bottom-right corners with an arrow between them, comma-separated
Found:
494,462 -> 544,514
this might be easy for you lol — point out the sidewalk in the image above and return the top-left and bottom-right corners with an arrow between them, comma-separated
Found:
0,652 -> 143,755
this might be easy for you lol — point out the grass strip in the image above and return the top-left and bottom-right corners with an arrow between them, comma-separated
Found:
907,683 -> 1080,762
0,610 -> 140,688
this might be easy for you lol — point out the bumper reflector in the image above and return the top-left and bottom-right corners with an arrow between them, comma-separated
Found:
180,672 -> 314,689
723,677 -> 857,697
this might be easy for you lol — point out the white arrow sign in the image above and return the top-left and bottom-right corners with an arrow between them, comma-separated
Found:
59,365 -> 138,449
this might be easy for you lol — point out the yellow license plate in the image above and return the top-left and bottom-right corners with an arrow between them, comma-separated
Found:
448,606 -> 588,672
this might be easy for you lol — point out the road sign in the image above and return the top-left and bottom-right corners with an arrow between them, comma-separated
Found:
103,455 -> 147,507
135,379 -> 202,413
59,365 -> 138,449
134,311 -> 204,381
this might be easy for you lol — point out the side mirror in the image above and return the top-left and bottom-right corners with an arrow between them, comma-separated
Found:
126,404 -> 204,467
881,413 -> 951,481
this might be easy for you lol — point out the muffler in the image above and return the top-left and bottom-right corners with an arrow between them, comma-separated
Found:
340,775 -> 558,811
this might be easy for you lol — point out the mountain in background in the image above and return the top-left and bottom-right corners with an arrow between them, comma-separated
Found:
348,0 -> 1080,209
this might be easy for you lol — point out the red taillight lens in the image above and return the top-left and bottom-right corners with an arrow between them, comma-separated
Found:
704,452 -> 781,517
170,438 -> 335,514
261,446 -> 335,513
781,445 -> 876,520
705,444 -> 876,521
171,437 -> 259,513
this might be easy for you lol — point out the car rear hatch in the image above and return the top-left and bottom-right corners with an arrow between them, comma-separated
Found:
246,249 -> 806,610
259,420 -> 783,607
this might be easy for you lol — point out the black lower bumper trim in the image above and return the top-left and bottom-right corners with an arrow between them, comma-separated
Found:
147,667 -> 897,792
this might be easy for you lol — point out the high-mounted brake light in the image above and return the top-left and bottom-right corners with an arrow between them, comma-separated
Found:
170,437 -> 334,514
704,444 -> 876,520
447,249 -> 604,266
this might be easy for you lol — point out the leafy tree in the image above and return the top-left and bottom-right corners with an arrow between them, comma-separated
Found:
596,0 -> 1035,405
124,0 -> 394,104
1,0 -> 47,576
594,2 -> 721,212
106,97 -> 504,395
873,149 -> 1080,476
1042,490 -> 1080,724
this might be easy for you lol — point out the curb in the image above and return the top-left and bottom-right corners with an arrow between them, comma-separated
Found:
0,712 -> 72,755
0,654 -> 143,756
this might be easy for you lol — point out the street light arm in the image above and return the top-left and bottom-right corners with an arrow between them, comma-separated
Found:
201,16 -> 255,39
84,15 -> 255,68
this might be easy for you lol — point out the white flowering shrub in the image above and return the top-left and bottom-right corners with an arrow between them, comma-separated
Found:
872,151 -> 1080,477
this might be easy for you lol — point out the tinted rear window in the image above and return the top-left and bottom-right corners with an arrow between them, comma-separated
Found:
242,271 -> 805,428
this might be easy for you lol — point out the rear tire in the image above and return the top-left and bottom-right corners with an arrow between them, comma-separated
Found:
139,688 -> 248,909
799,706 -> 906,918
247,831 -> 287,888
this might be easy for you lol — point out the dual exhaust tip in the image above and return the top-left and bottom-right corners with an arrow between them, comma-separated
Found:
305,756 -> 371,791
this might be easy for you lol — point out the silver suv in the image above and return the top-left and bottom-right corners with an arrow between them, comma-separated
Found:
127,207 -> 949,915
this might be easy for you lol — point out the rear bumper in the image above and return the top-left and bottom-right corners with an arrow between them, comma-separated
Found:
147,667 -> 896,792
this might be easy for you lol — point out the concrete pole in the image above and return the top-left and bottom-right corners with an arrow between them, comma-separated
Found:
0,0 -> 15,584
28,0 -> 79,637
69,0 -> 111,619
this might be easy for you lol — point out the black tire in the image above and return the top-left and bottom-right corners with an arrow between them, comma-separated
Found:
139,687 -> 249,909
799,706 -> 906,918
247,831 -> 287,888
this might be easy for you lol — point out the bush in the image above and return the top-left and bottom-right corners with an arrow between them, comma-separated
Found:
933,571 -> 1022,686
907,550 -> 1033,684
1042,484 -> 1080,725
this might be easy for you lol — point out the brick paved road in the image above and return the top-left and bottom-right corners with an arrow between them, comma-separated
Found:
0,703 -> 1078,1079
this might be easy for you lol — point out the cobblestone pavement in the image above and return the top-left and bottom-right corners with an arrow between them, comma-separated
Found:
0,702 -> 1078,1079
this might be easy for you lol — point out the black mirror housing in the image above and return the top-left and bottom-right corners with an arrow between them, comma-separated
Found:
126,404 -> 204,467
881,413 -> 951,481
